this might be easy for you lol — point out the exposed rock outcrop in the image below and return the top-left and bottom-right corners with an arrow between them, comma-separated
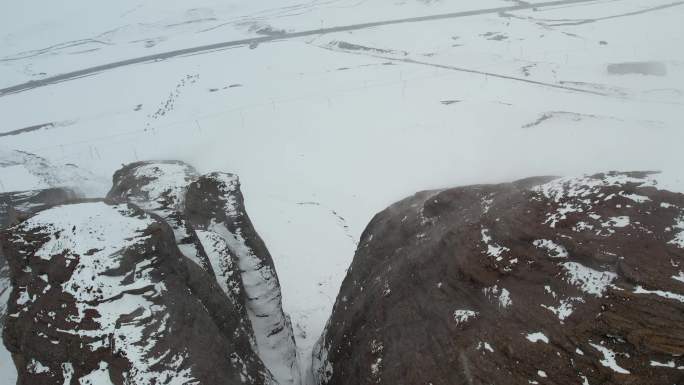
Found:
0,187 -> 77,383
1,160 -> 300,385
2,201 -> 270,384
0,149 -> 107,383
106,161 -> 213,273
185,173 -> 300,385
313,172 -> 684,385
107,161 -> 300,385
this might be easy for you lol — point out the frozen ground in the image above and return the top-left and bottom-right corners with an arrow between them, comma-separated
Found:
1,0 -> 684,380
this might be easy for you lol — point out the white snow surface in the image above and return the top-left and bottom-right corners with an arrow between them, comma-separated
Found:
562,262 -> 617,297
2,0 -> 684,381
526,332 -> 549,344
673,272 -> 684,283
533,239 -> 569,258
481,228 -> 510,260
26,359 -> 50,374
127,161 -> 198,211
589,342 -> 631,374
484,285 -> 513,308
23,202 -> 154,264
541,297 -> 583,322
79,362 -> 115,385
0,147 -> 108,197
634,285 -> 684,304
453,309 -> 478,325
192,172 -> 300,385
210,221 -> 301,385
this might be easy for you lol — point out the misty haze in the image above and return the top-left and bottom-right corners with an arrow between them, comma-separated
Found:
0,1 -> 683,384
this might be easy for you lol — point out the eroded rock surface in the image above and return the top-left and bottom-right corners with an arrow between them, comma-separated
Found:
185,172 -> 300,385
0,187 -> 77,383
1,160 -> 300,385
2,201 -> 270,385
107,161 -> 213,273
107,161 -> 300,385
313,172 -> 684,385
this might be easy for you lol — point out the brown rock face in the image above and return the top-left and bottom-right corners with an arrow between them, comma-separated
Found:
184,173 -> 300,385
312,172 -> 684,385
0,160 -> 299,385
107,162 -> 300,384
0,188 -> 77,383
1,201 -> 271,385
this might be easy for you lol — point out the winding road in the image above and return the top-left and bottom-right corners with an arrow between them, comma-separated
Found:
0,0 -> 604,97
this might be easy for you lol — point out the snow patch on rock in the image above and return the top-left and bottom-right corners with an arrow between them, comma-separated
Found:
562,262 -> 616,297
525,332 -> 549,344
533,239 -> 568,258
669,215 -> 684,248
79,362 -> 114,385
634,285 -> 684,304
484,285 -> 512,308
453,309 -> 478,325
541,297 -> 583,322
481,228 -> 509,260
589,343 -> 630,374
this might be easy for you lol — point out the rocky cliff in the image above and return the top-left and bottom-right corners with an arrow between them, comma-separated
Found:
2,201 -> 270,384
0,187 -> 77,383
1,160 -> 300,385
313,172 -> 684,385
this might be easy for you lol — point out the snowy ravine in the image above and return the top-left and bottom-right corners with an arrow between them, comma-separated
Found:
184,172 -> 302,385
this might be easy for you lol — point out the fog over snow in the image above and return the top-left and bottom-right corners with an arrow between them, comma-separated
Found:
1,0 -> 683,378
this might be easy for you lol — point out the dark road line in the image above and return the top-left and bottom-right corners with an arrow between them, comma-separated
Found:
0,0 -> 604,97
319,44 -> 612,97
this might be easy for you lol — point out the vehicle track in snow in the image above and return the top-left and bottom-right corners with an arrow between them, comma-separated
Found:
0,0 -> 607,98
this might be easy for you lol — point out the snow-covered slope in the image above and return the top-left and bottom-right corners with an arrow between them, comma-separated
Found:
107,161 -> 214,271
1,0 -> 683,379
0,148 -> 107,197
186,173 -> 301,385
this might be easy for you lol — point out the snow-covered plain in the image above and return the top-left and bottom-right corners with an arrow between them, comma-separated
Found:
1,0 -> 684,380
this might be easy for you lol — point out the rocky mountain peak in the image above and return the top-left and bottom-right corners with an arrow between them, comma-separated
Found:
313,171 -> 684,385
